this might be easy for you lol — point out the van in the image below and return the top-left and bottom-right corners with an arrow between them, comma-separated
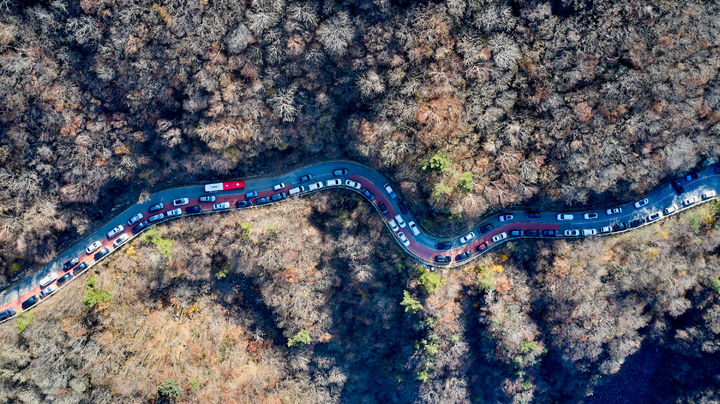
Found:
289,186 -> 305,195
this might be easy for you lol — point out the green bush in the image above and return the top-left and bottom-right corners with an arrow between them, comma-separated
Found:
287,329 -> 312,347
140,227 -> 173,258
400,290 -> 423,312
430,183 -> 452,202
422,151 -> 452,174
456,172 -> 473,192
157,379 -> 181,399
476,266 -> 496,291
710,277 -> 720,294
520,340 -> 538,354
188,377 -> 201,392
417,267 -> 444,294
16,312 -> 33,334
241,222 -> 253,237
83,288 -> 112,308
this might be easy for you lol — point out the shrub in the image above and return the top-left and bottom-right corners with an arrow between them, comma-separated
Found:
287,329 -> 312,347
710,277 -> 720,294
422,151 -> 452,174
431,183 -> 453,202
456,172 -> 473,192
417,267 -> 445,294
188,377 -> 201,392
157,379 -> 181,399
140,227 -> 173,258
16,312 -> 33,334
476,266 -> 496,291
241,222 -> 253,237
83,288 -> 112,308
520,340 -> 538,354
400,290 -> 423,312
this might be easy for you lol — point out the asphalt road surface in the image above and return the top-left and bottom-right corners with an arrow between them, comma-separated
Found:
1,159 -> 719,323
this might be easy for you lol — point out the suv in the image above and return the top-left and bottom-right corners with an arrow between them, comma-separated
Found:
199,195 -> 216,202
384,184 -> 397,199
326,179 -> 342,186
149,203 -> 164,212
289,186 -> 305,195
682,196 -> 697,207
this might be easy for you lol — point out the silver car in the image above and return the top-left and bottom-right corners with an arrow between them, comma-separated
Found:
107,225 -> 124,239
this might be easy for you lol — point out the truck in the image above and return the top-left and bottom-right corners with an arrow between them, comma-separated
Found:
204,180 -> 245,193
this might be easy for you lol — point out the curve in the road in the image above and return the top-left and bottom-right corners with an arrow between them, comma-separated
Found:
1,158 -> 719,323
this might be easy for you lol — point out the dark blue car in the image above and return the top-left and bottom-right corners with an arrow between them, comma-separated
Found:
21,296 -> 38,310
73,262 -> 88,275
455,251 -> 472,261
270,192 -> 286,201
254,197 -> 270,205
133,221 -> 149,234
436,242 -> 452,250
361,189 -> 375,201
57,272 -> 73,286
0,308 -> 17,321
63,257 -> 79,270
186,205 -> 203,213
236,200 -> 249,208
434,255 -> 451,263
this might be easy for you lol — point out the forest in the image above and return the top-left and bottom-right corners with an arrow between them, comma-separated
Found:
0,0 -> 719,402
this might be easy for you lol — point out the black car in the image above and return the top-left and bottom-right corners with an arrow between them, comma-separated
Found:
526,212 -> 541,218
254,196 -> 270,205
377,201 -> 390,218
434,255 -> 451,263
715,165 -> 720,174
270,192 -> 286,201
671,179 -> 684,194
133,220 -> 149,234
236,200 -> 249,208
63,257 -> 79,271
478,224 -> 494,234
57,272 -> 73,286
361,189 -> 375,201
436,241 -> 452,250
542,230 -> 557,236
94,247 -> 110,261
0,308 -> 16,321
73,262 -> 88,275
397,201 -> 408,215
298,174 -> 313,182
613,222 -> 628,231
186,205 -> 203,213
21,296 -> 39,310
455,251 -> 472,261
630,218 -> 645,228
333,168 -> 349,176
525,230 -> 539,236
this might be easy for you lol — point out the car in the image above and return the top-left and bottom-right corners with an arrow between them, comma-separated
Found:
132,221 -> 149,233
434,255 -> 451,263
149,203 -> 164,212
526,212 -> 541,218
0,308 -> 16,321
525,230 -> 539,236
397,201 -> 408,215
63,257 -> 79,271
606,207 -> 622,215
455,251 -> 472,261
702,190 -> 716,200
186,205 -> 203,213
254,197 -> 270,205
86,241 -> 102,254
270,192 -> 286,201
377,201 -> 390,217
107,225 -> 124,239
361,189 -> 375,201
716,165 -> 720,174
599,226 -> 612,233
245,191 -> 258,199
56,272 -> 73,286
199,195 -> 216,202
557,214 -> 574,220
630,218 -> 645,228
73,262 -> 88,275
113,234 -> 129,247
388,219 -> 399,232
664,205 -> 677,215
492,232 -> 508,242
273,183 -> 286,191
436,241 -> 452,250
499,214 -> 514,222
148,213 -> 165,222
166,208 -> 182,217
647,212 -> 661,222
173,198 -> 189,206
289,186 -> 305,195
583,213 -> 599,220
213,202 -> 230,210
236,200 -> 250,208
384,184 -> 397,199
542,230 -> 557,236
127,212 -> 144,226
634,198 -> 649,208
671,179 -> 684,194
94,247 -> 110,260
298,174 -> 313,182
686,170 -> 699,181
460,232 -> 476,244
21,296 -> 39,310
394,214 -> 406,228
39,272 -> 58,288
682,196 -> 697,207
333,168 -> 348,176
326,179 -> 342,186
345,180 -> 361,189
582,229 -> 597,236
40,285 -> 56,298
397,232 -> 410,246
613,222 -> 628,231
478,224 -> 494,234
309,181 -> 324,191
408,221 -> 420,236
477,242 -> 488,251
510,230 -> 522,237
564,229 -> 580,236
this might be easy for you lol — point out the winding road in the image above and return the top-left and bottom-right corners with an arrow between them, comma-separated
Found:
1,159 -> 719,323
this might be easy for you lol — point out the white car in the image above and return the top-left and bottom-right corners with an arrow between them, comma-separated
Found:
199,195 -> 216,202
107,225 -> 124,239
564,229 -> 580,236
702,190 -> 716,200
113,233 -> 129,247
408,221 -> 420,236
166,208 -> 182,217
498,214 -> 514,222
127,212 -> 144,226
634,198 -> 649,208
682,196 -> 696,207
39,272 -> 58,288
460,232 -> 476,244
583,213 -> 598,220
397,232 -> 410,246
86,241 -> 102,254
394,214 -> 406,228
388,219 -> 399,232
606,207 -> 622,215
40,285 -> 56,298
308,181 -> 324,191
600,226 -> 612,233
582,229 -> 597,236
326,179 -> 342,186
148,213 -> 165,222
491,232 -> 508,242
345,180 -> 361,189
647,212 -> 661,221
273,183 -> 285,191
384,184 -> 398,199
289,186 -> 305,195
173,198 -> 189,206
664,205 -> 677,215
557,214 -> 574,220
213,202 -> 230,210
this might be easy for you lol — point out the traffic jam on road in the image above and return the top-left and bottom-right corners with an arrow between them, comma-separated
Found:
2,159 -> 720,323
